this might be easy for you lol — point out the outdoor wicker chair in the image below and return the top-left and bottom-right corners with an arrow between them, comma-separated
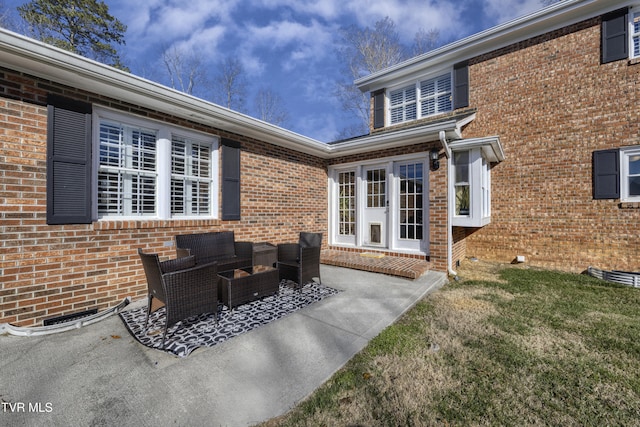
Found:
277,232 -> 322,289
137,248 -> 218,348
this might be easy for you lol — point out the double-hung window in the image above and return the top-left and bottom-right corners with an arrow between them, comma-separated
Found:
171,137 -> 213,216
98,121 -> 157,216
390,85 -> 417,124
420,74 -> 452,117
451,146 -> 495,227
389,73 -> 452,125
95,109 -> 218,220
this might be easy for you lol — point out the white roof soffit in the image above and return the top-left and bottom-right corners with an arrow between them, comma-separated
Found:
326,113 -> 476,157
355,0 -> 624,92
0,29 -> 330,157
448,136 -> 505,163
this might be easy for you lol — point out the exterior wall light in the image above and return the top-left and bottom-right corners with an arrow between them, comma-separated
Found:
430,148 -> 440,171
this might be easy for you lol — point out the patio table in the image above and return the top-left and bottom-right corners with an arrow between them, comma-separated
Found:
218,265 -> 280,310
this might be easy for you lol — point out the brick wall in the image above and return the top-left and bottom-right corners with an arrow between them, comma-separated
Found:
461,16 -> 640,272
0,69 -> 327,326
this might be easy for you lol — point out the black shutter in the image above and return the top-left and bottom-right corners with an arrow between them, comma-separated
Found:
221,138 -> 241,220
593,149 -> 620,199
373,90 -> 385,129
46,95 -> 93,225
453,61 -> 469,110
602,8 -> 628,64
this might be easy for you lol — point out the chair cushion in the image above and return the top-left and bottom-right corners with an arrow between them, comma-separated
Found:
160,255 -> 196,273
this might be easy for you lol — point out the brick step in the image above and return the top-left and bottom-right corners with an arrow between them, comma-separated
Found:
320,249 -> 430,279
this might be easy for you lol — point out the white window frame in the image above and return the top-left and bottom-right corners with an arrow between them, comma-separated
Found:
93,107 -> 219,220
389,85 -> 417,124
451,148 -> 491,227
620,146 -> 640,202
387,71 -> 453,125
630,7 -> 640,59
171,136 -> 214,217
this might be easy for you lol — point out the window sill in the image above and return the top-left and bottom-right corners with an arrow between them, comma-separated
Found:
92,218 -> 221,231
628,58 -> 640,66
619,202 -> 640,209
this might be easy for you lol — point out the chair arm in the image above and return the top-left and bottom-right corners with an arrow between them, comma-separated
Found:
234,241 -> 254,260
278,243 -> 300,263
163,262 -> 218,295
160,255 -> 195,273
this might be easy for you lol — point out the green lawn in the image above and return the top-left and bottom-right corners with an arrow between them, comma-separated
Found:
260,265 -> 640,426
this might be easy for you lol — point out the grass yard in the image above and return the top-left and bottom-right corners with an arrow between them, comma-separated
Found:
260,261 -> 640,426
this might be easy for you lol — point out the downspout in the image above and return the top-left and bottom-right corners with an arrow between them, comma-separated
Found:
439,131 -> 457,277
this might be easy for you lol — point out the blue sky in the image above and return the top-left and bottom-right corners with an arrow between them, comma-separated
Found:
3,0 -> 550,141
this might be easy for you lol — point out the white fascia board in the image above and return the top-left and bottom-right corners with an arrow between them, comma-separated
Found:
0,29 -> 329,157
448,136 -> 505,163
325,116 -> 471,158
356,0 -> 629,93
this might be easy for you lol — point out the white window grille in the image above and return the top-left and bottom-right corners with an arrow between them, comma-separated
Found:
632,10 -> 640,58
390,85 -> 417,124
389,73 -> 453,125
98,121 -> 157,216
171,137 -> 213,216
420,74 -> 452,117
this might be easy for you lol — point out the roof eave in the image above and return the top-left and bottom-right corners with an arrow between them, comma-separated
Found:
0,29 -> 330,158
355,0 -> 624,92
325,114 -> 475,158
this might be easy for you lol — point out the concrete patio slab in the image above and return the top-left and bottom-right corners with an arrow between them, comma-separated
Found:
0,265 -> 447,427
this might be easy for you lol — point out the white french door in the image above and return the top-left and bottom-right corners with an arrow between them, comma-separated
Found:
329,154 -> 429,255
392,160 -> 427,252
362,164 -> 388,248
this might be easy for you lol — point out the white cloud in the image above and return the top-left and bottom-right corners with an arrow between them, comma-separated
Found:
481,0 -> 546,25
252,0 -> 343,20
339,0 -> 465,42
240,18 -> 336,72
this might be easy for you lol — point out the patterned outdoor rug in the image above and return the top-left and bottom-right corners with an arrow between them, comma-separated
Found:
119,282 -> 340,357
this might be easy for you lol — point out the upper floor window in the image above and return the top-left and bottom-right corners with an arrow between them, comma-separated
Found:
390,85 -> 416,123
389,73 -> 452,125
95,109 -> 217,220
632,9 -> 640,58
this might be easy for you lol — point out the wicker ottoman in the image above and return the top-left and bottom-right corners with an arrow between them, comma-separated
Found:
218,265 -> 279,310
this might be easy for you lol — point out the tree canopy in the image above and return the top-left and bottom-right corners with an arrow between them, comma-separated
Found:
18,0 -> 127,70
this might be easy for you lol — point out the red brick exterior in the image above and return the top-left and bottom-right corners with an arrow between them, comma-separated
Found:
0,68 -> 327,326
460,16 -> 640,272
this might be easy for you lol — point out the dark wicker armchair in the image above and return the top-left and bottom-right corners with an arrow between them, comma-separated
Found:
137,249 -> 218,348
277,232 -> 322,289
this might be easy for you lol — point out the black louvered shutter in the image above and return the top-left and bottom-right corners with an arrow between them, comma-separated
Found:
602,8 -> 628,64
46,95 -> 93,224
373,90 -> 385,129
593,149 -> 620,199
453,61 -> 469,110
221,138 -> 241,220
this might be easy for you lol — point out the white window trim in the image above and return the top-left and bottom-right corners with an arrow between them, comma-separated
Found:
450,147 -> 492,228
93,107 -> 219,220
630,6 -> 640,59
387,70 -> 453,125
620,146 -> 640,202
